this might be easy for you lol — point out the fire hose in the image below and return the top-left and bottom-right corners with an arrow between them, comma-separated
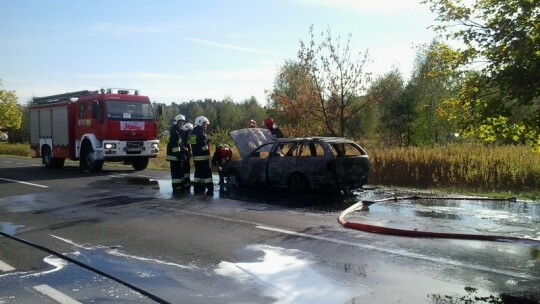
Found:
337,196 -> 540,246
0,231 -> 170,304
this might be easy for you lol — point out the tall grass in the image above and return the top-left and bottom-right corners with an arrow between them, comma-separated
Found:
368,143 -> 540,193
0,143 -> 33,157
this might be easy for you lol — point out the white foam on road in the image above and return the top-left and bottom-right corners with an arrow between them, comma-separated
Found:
21,256 -> 68,278
51,234 -> 196,270
215,244 -> 365,304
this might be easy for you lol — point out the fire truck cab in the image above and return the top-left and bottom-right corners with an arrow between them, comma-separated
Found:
30,88 -> 160,172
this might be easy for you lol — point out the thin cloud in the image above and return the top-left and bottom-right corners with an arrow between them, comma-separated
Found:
183,36 -> 289,58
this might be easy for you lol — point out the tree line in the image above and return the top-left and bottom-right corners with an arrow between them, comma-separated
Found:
2,0 -> 539,152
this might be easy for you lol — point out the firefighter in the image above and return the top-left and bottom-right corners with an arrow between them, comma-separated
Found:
247,119 -> 257,128
189,116 -> 213,195
179,122 -> 193,189
263,118 -> 284,139
211,143 -> 233,187
166,114 -> 186,192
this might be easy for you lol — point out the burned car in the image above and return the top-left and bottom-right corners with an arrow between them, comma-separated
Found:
222,128 -> 369,194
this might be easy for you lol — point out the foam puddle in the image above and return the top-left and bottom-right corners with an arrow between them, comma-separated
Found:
215,244 -> 364,304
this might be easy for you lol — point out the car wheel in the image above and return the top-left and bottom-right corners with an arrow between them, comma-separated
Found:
224,169 -> 241,188
288,173 -> 311,194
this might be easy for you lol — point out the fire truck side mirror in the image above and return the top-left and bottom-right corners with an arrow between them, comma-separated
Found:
157,105 -> 163,116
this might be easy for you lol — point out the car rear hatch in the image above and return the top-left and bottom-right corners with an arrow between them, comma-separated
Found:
325,139 -> 370,187
333,156 -> 369,185
229,128 -> 274,158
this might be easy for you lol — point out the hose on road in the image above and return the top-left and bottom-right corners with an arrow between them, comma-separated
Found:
337,196 -> 540,246
0,231 -> 171,304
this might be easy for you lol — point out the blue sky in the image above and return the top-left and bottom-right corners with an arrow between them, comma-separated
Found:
1,0 -> 438,105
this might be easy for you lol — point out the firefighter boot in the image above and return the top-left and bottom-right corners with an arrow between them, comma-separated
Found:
205,183 -> 214,196
193,183 -> 205,195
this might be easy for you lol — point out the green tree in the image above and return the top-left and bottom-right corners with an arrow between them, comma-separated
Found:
215,97 -> 244,130
239,96 -> 266,129
0,81 -> 22,130
366,69 -> 408,145
423,0 -> 540,150
268,60 -> 324,136
5,103 -> 30,143
408,41 -> 458,145
297,26 -> 373,137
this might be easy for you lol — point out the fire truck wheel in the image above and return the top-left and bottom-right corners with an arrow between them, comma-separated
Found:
42,145 -> 65,169
131,158 -> 149,171
84,144 -> 104,172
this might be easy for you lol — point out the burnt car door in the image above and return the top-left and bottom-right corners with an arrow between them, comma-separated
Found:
291,140 -> 334,188
266,140 -> 298,186
241,142 -> 274,185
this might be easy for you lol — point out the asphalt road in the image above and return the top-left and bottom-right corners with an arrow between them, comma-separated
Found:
1,155 -> 539,304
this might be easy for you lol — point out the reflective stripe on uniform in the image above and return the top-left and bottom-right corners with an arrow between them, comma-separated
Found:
193,155 -> 210,161
192,177 -> 203,183
172,147 -> 181,152
203,178 -> 213,183
172,179 -> 183,183
201,145 -> 209,151
166,155 -> 179,161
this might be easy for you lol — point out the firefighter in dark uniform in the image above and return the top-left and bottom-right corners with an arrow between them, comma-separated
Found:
179,122 -> 193,189
211,143 -> 232,188
263,118 -> 284,139
189,116 -> 213,195
166,114 -> 185,192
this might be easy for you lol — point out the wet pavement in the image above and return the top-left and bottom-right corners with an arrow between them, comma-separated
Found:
1,168 -> 539,303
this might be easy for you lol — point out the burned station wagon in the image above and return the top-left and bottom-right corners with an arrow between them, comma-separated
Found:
222,128 -> 369,194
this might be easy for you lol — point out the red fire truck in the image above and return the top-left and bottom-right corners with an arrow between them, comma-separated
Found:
29,88 -> 160,172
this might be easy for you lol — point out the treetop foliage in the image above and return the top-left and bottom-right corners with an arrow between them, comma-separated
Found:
423,0 -> 540,151
0,80 -> 22,130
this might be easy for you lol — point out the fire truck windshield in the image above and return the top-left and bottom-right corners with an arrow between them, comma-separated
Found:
105,101 -> 155,120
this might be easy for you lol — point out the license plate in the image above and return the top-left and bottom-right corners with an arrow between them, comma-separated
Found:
127,142 -> 142,153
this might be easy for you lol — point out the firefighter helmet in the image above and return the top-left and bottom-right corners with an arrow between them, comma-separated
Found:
181,122 -> 193,131
195,116 -> 210,127
263,118 -> 274,128
173,114 -> 186,124
247,119 -> 257,128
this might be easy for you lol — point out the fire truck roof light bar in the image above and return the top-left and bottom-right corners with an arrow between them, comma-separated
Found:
102,88 -> 140,95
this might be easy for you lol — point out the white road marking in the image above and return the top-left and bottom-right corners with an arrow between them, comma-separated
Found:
0,259 -> 15,272
33,284 -> 82,304
0,177 -> 49,188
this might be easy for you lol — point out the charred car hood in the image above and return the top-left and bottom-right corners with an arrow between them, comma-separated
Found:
229,128 -> 273,158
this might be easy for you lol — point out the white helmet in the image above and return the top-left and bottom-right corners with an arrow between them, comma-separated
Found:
180,122 -> 193,131
195,116 -> 210,127
173,114 -> 186,124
